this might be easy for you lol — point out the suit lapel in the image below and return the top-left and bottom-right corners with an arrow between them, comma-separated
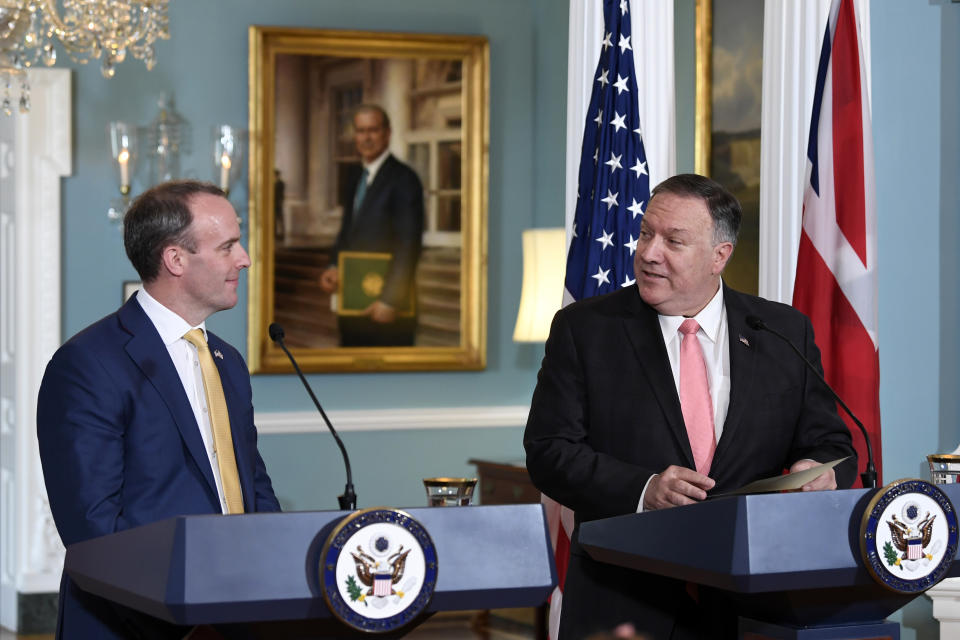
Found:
620,291 -> 696,469
713,285 -> 758,467
118,297 -> 219,499
206,333 -> 256,511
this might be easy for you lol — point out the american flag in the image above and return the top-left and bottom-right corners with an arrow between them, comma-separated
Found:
564,0 -> 651,303
792,0 -> 881,486
547,1 -> 651,637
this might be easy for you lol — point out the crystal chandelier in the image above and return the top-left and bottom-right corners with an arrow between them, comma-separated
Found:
0,1 -> 170,114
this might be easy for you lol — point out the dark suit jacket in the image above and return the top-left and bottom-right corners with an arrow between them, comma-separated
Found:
332,154 -> 424,309
523,284 -> 856,639
37,294 -> 281,639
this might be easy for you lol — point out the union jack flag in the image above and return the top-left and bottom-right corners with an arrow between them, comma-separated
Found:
564,0 -> 651,304
793,0 -> 880,486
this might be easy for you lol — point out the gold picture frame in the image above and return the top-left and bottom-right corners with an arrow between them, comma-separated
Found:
694,0 -> 762,296
247,27 -> 489,373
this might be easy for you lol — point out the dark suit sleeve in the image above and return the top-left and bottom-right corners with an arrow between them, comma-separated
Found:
786,314 -> 859,488
380,166 -> 424,309
524,310 -> 654,519
37,343 -> 127,546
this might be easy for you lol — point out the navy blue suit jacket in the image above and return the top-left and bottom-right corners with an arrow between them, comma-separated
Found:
331,154 -> 424,309
37,294 -> 280,639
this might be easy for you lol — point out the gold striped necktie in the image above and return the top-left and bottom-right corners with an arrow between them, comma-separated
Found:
183,329 -> 245,514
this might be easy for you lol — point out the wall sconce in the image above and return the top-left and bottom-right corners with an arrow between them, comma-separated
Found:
105,94 -> 192,224
107,121 -> 137,223
212,124 -> 245,198
145,94 -> 189,186
513,228 -> 567,342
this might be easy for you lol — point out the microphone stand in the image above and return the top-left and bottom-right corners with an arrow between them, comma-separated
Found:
270,324 -> 357,509
747,316 -> 877,488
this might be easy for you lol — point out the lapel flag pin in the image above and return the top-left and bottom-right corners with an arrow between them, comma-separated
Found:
213,349 -> 224,360
739,335 -> 750,347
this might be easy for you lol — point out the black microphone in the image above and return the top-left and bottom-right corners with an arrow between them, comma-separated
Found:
269,323 -> 357,510
745,315 -> 877,489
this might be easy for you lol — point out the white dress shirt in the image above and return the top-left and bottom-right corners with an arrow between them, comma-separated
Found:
361,148 -> 391,185
136,288 -> 230,513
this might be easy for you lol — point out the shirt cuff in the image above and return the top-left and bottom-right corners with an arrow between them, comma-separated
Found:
637,474 -> 657,513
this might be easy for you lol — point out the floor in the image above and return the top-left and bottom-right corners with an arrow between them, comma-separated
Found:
0,610 -> 537,639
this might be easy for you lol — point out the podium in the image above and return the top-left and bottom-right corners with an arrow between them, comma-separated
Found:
64,505 -> 555,637
578,484 -> 960,639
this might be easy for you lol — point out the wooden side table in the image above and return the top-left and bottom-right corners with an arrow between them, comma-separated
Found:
468,459 -> 549,640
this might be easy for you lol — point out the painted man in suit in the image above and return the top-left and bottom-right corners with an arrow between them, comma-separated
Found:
524,174 -> 857,639
37,181 -> 281,639
319,104 -> 424,347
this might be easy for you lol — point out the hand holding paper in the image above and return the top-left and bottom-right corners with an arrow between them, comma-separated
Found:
716,457 -> 850,497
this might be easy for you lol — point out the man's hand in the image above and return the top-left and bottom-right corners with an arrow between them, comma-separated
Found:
643,465 -> 715,510
365,300 -> 397,323
319,267 -> 339,293
789,459 -> 837,491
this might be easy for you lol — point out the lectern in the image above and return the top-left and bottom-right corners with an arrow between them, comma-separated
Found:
578,484 -> 960,639
64,504 -> 555,637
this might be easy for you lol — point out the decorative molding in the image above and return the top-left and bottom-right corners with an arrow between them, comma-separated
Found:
255,405 -> 530,435
928,577 -> 960,638
0,68 -> 70,632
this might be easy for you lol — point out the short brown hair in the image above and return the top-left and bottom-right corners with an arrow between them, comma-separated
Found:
123,180 -> 225,282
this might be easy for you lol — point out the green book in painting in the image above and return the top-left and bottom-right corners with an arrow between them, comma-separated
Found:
337,251 -> 414,317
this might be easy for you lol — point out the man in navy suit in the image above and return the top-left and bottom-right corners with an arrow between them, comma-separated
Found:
524,174 -> 856,639
319,104 -> 424,346
37,180 -> 281,639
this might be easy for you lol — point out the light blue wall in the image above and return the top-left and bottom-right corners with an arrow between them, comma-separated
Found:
874,0 -> 959,484
872,1 -> 959,638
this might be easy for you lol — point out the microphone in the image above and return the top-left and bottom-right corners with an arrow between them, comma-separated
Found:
269,323 -> 357,510
745,315 -> 877,489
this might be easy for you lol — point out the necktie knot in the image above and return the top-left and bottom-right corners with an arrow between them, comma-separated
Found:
183,328 -> 208,351
679,319 -> 700,336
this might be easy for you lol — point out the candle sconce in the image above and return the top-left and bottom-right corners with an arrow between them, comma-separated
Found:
106,94 -> 194,226
107,121 -> 138,223
106,100 -> 246,227
212,124 -> 246,199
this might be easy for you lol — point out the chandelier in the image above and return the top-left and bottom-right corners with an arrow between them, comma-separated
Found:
0,1 -> 170,114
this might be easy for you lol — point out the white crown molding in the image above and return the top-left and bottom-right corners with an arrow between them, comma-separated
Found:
255,405 -> 530,434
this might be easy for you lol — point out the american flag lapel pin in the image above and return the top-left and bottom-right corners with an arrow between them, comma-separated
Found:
213,349 -> 224,360
739,334 -> 750,347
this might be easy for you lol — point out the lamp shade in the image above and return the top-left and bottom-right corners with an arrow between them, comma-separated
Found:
513,228 -> 567,342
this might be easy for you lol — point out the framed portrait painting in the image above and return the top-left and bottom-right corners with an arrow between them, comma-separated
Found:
247,27 -> 489,373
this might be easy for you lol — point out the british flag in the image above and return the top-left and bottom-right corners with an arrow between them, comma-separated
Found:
792,0 -> 881,486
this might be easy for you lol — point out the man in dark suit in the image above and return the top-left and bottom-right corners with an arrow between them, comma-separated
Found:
524,174 -> 857,639
37,181 -> 281,639
319,104 -> 424,346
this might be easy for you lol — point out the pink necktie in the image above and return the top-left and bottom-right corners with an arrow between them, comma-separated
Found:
679,319 -> 716,474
